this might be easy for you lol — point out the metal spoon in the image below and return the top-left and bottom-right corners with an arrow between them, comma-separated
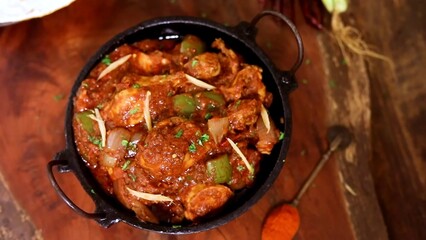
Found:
291,125 -> 352,206
262,125 -> 353,240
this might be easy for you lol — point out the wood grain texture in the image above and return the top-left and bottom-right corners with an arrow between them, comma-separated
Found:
349,0 -> 426,239
0,0 -> 391,239
319,33 -> 388,240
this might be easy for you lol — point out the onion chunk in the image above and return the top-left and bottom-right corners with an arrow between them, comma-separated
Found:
126,187 -> 173,202
208,117 -> 229,144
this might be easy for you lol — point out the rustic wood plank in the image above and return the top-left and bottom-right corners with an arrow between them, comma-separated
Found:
348,0 -> 426,239
318,33 -> 389,239
0,172 -> 41,240
0,0 -> 378,239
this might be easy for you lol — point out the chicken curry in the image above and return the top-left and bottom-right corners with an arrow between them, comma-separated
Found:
73,34 -> 281,224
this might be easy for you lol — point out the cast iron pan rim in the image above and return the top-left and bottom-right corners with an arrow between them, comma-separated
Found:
62,15 -> 293,234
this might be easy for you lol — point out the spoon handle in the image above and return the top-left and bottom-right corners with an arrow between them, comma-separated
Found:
291,134 -> 343,206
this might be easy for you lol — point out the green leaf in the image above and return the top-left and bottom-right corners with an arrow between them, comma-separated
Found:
121,139 -> 129,147
101,55 -> 111,65
175,129 -> 184,138
53,94 -> 64,101
122,160 -> 131,171
279,131 -> 285,140
129,174 -> 137,182
204,112 -> 212,120
198,133 -> 209,146
189,142 -> 197,153
129,106 -> 140,115
191,59 -> 198,67
88,135 -> 102,149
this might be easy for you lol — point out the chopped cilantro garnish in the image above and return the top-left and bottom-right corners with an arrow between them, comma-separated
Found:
129,106 -> 139,115
102,55 -> 111,65
122,160 -> 131,171
200,133 -> 209,143
172,225 -> 181,229
237,165 -> 245,172
127,141 -> 137,149
132,83 -> 141,89
191,59 -> 198,67
189,142 -> 197,153
53,94 -> 64,101
129,174 -> 137,182
167,91 -> 174,97
305,58 -> 311,65
266,41 -> 272,50
207,104 -> 215,111
197,133 -> 209,146
204,112 -> 212,120
235,100 -> 241,108
121,139 -> 129,147
279,131 -> 285,140
88,136 -> 102,149
175,129 -> 184,138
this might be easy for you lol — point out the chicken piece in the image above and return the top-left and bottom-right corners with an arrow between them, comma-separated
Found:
136,117 -> 214,179
212,38 -> 240,76
227,99 -> 261,131
101,87 -> 148,127
220,65 -> 266,102
130,50 -> 173,75
182,184 -> 233,221
74,78 -> 117,112
227,145 -> 261,190
134,71 -> 200,95
184,52 -> 221,80
113,178 -> 159,223
255,116 -> 280,155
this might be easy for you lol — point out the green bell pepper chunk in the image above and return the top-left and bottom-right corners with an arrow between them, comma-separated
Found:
201,91 -> 225,107
207,154 -> 232,184
75,111 -> 95,134
180,35 -> 206,57
173,94 -> 196,115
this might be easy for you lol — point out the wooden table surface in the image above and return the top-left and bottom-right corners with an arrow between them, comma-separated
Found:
0,0 -> 424,239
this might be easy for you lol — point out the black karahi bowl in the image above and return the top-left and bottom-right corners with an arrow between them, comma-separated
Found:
47,10 -> 303,234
